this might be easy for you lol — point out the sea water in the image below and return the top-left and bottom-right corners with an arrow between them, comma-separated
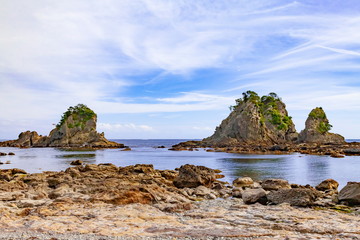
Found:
0,139 -> 359,188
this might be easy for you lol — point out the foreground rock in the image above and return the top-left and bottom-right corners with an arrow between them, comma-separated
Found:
267,188 -> 322,207
339,182 -> 360,206
0,165 -> 359,239
173,164 -> 217,188
0,104 -> 123,148
0,198 -> 359,239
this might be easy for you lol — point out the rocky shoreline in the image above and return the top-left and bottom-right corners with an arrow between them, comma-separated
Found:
170,140 -> 360,157
0,163 -> 359,239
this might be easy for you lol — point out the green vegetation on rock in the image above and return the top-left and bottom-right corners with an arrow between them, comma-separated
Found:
230,91 -> 293,131
308,107 -> 332,134
57,104 -> 97,129
309,107 -> 327,119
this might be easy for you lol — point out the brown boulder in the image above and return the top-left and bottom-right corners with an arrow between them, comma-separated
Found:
338,182 -> 360,206
232,177 -> 254,188
242,188 -> 267,204
261,179 -> 291,191
173,164 -> 216,188
315,179 -> 339,192
267,188 -> 322,207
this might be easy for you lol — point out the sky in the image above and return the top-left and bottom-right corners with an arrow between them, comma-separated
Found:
1,0 -> 360,139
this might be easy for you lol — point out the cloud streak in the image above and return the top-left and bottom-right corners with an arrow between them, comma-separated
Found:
1,1 -> 360,138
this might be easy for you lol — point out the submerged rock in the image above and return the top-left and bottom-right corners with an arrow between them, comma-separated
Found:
70,160 -> 83,166
298,107 -> 345,144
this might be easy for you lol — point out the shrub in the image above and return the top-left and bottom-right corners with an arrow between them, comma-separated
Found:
57,104 -> 96,129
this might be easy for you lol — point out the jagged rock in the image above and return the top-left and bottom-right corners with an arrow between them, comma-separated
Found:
121,147 -> 132,151
232,177 -> 254,188
267,188 -> 322,206
242,188 -> 267,204
232,187 -> 243,198
338,182 -> 360,206
203,91 -> 298,146
343,148 -> 360,156
330,152 -> 345,158
193,186 -> 212,196
298,107 -> 345,144
70,160 -> 83,166
0,104 -> 124,149
315,179 -> 339,192
261,179 -> 291,191
173,164 -> 216,188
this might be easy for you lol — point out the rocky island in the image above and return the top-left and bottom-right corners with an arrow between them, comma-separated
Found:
0,104 -> 124,149
172,91 -> 360,156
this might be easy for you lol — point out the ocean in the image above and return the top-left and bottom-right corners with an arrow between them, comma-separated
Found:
0,139 -> 359,188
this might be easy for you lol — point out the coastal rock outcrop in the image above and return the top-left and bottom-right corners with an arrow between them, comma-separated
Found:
338,182 -> 360,206
298,107 -> 345,144
203,91 -> 298,146
173,164 -> 217,188
0,104 -> 123,148
172,92 -> 356,155
267,188 -> 322,207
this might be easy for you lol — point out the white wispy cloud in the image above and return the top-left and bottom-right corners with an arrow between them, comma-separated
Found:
1,1 -> 360,138
98,123 -> 154,132
192,126 -> 213,131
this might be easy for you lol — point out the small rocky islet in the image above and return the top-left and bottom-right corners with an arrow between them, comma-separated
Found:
171,91 -> 360,157
0,95 -> 360,239
0,104 -> 124,149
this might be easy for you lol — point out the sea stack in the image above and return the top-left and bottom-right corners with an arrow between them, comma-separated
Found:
203,91 -> 298,146
0,104 -> 124,148
298,107 -> 345,144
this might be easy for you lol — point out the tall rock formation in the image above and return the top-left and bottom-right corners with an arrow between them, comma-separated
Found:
203,91 -> 298,146
298,107 -> 345,144
0,104 -> 124,148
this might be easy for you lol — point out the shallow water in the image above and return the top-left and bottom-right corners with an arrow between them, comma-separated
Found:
0,139 -> 359,188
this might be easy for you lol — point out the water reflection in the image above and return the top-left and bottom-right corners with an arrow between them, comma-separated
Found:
0,143 -> 359,188
219,157 -> 288,182
55,154 -> 96,159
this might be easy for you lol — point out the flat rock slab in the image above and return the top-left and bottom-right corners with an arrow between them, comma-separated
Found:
0,199 -> 359,239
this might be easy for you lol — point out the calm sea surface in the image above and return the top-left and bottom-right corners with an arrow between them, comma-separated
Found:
0,139 -> 359,188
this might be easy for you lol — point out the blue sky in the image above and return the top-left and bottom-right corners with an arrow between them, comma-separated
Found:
1,0 -> 360,139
